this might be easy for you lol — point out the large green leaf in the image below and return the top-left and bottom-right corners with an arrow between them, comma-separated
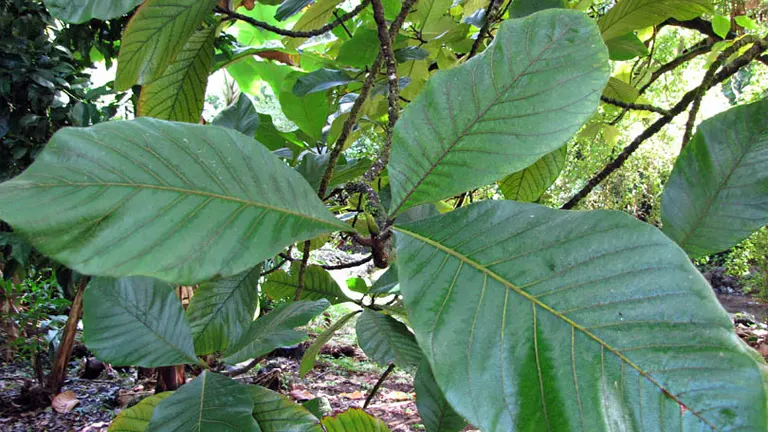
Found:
148,371 -> 259,431
508,0 -> 565,18
321,409 -> 390,431
108,392 -> 173,432
249,385 -> 323,432
293,69 -> 356,97
387,10 -> 609,215
414,359 -> 466,432
606,32 -> 650,61
368,264 -> 400,295
394,200 -> 768,431
224,299 -> 329,363
0,118 -> 348,284
295,153 -> 371,192
187,266 -> 261,356
44,0 -> 144,24
662,99 -> 768,258
115,0 -> 218,90
356,310 -> 422,368
300,310 -> 360,376
407,0 -> 453,41
138,24 -> 217,123
83,277 -> 197,367
263,263 -> 350,304
337,29 -> 380,68
598,0 -> 713,42
602,76 -> 640,103
227,58 -> 293,98
212,94 -> 261,137
498,145 -> 567,202
280,72 -> 330,141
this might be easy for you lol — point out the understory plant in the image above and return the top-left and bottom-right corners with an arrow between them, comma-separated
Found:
1,0 -> 768,430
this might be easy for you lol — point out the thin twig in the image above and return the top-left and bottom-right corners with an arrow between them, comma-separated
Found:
638,39 -> 713,94
260,259 -> 288,277
214,1 -> 370,38
363,363 -> 396,409
562,38 -> 768,210
222,357 -> 262,377
468,0 -> 499,59
323,255 -> 374,270
294,240 -> 312,301
600,96 -> 671,116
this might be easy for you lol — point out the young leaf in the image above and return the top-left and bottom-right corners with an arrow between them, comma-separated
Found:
264,264 -> 350,304
300,311 -> 360,376
115,0 -> 218,90
83,277 -> 198,367
598,0 -> 713,41
249,385 -> 323,431
356,310 -> 422,368
712,14 -> 732,39
394,200 -> 768,431
293,69 -> 356,97
605,32 -> 650,61
602,76 -> 640,103
414,359 -> 466,432
0,118 -> 349,285
321,409 -> 390,431
108,392 -> 173,432
212,94 -> 261,137
138,24 -> 217,123
662,99 -> 768,258
498,145 -> 567,202
148,371 -> 259,431
44,0 -> 144,24
187,265 -> 262,356
735,15 -> 759,31
387,10 -> 609,215
224,299 -> 330,364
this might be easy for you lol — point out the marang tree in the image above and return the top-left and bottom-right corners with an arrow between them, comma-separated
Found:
1,0 -> 768,430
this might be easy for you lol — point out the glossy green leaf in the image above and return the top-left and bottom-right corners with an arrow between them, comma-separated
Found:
148,371 -> 258,432
712,15 -> 731,39
395,47 -> 430,62
115,0 -> 218,90
598,0 -> 713,41
735,15 -> 759,31
293,69 -> 355,97
508,0 -> 565,18
0,119 -> 348,285
249,385 -> 322,431
263,264 -> 350,304
224,299 -> 330,364
662,99 -> 768,258
498,145 -> 567,202
321,409 -> 390,431
346,277 -> 368,294
44,0 -> 144,24
280,72 -> 329,141
187,266 -> 261,356
395,200 -> 768,431
387,10 -> 609,215
414,359 -> 466,432
138,24 -> 217,123
295,153 -> 371,192
284,0 -> 344,50
356,309 -> 422,368
108,392 -> 173,432
276,0 -> 315,21
83,276 -> 197,367
337,29 -> 380,68
300,310 -> 360,376
212,94 -> 261,137
606,32 -> 650,61
228,58 -> 292,99
256,114 -> 306,157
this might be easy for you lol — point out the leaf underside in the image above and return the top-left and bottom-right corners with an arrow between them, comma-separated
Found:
598,0 -> 713,41
0,118 -> 348,285
395,200 -> 768,431
498,145 -> 567,202
263,264 -> 350,304
662,99 -> 768,258
356,309 -> 423,368
249,385 -> 322,432
387,10 -> 609,215
44,0 -> 144,24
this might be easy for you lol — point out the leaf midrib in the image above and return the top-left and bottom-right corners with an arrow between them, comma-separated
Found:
390,20 -> 574,215
9,181 -> 346,230
393,225 -> 716,427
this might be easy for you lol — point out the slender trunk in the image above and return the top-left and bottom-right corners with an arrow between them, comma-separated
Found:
47,278 -> 87,395
155,286 -> 191,392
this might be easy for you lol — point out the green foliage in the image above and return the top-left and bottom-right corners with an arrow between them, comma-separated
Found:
108,392 -> 173,432
44,0 -> 143,24
356,309 -> 422,368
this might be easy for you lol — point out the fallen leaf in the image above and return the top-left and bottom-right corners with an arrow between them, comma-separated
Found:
290,389 -> 314,401
339,391 -> 366,400
383,391 -> 413,401
758,343 -> 768,356
52,391 -> 79,413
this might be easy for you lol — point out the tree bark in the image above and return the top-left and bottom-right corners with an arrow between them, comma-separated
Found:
47,278 -> 87,395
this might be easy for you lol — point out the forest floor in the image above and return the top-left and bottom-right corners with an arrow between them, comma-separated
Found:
0,266 -> 766,432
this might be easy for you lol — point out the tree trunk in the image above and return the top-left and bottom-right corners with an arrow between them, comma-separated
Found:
154,286 -> 192,392
46,278 -> 87,395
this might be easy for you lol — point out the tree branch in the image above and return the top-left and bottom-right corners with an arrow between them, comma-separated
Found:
600,96 -> 671,116
214,1 -> 370,38
222,357 -> 262,377
562,38 -> 768,210
468,0 -> 499,59
638,39 -> 713,94
363,363 -> 395,409
662,16 -> 768,67
323,255 -> 374,270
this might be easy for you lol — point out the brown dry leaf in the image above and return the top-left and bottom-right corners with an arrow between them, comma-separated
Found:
243,0 -> 256,9
383,391 -> 413,401
339,391 -> 366,400
290,389 -> 314,401
52,390 -> 79,413
758,343 -> 768,356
